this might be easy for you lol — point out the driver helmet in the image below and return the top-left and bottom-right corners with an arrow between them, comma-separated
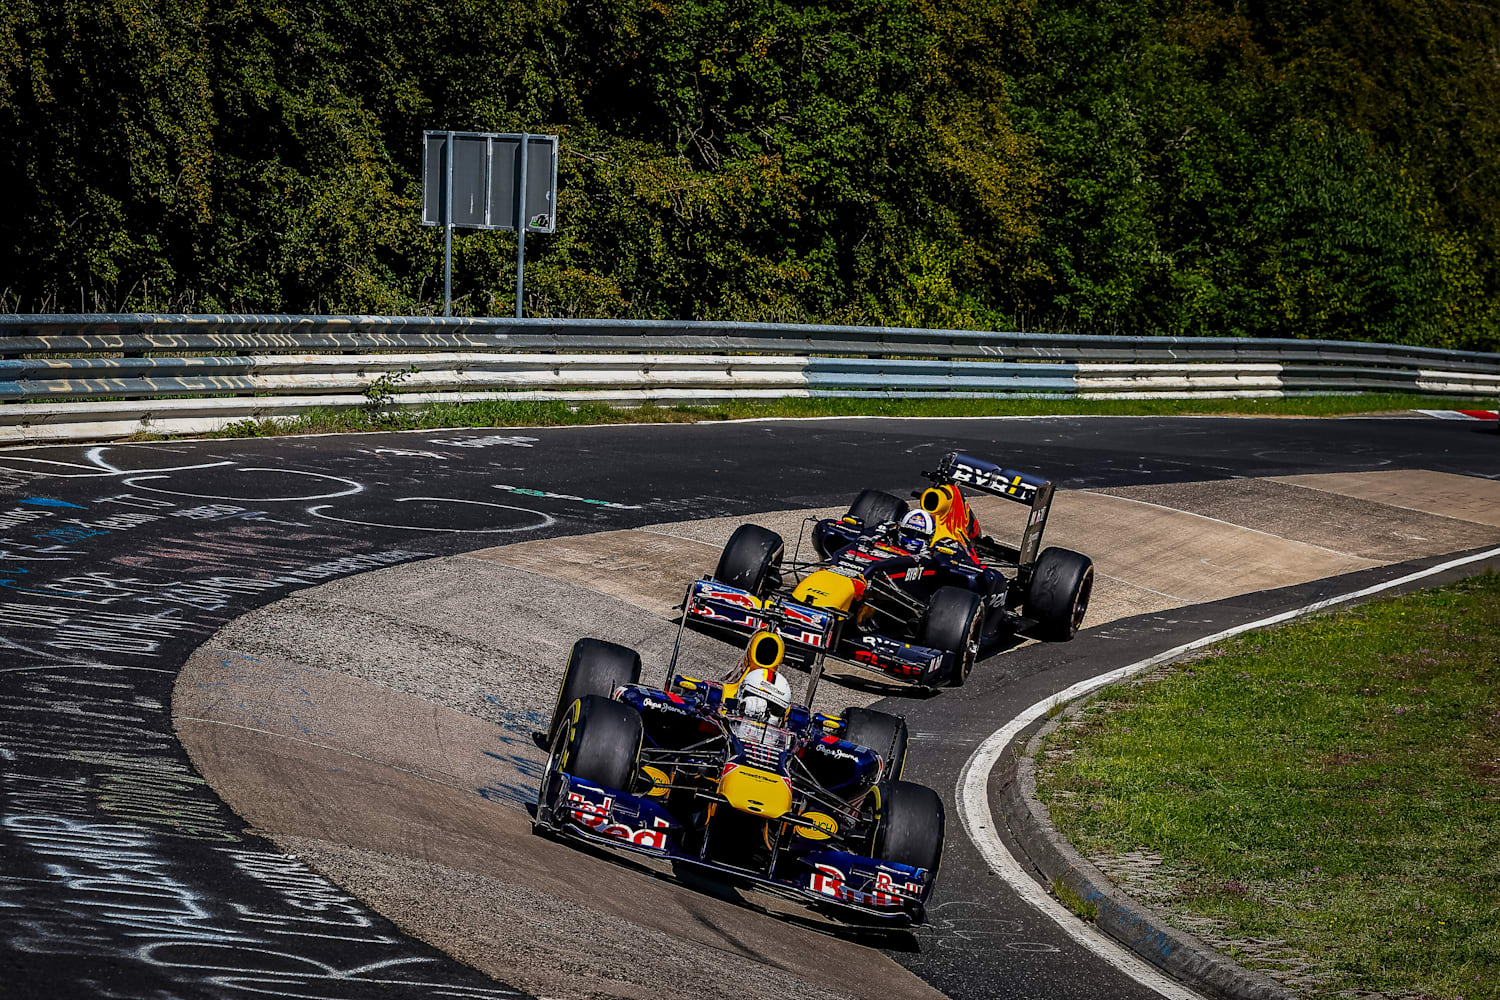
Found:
899,509 -> 936,550
739,667 -> 793,725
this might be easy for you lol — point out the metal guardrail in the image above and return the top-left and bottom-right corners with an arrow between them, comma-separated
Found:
1,314 -> 1495,443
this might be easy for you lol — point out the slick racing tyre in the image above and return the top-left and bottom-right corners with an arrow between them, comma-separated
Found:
841,707 -> 910,779
870,780 -> 945,875
553,694 -> 643,793
549,638 -> 641,740
848,489 -> 909,530
1025,547 -> 1095,641
920,586 -> 985,686
714,524 -> 785,596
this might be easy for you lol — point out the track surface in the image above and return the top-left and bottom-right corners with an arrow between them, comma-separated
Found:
1,415 -> 1497,1000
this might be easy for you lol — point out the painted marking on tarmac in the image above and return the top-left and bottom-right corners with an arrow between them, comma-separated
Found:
427,434 -> 539,449
493,484 -> 643,510
957,544 -> 1500,1000
0,455 -> 234,478
123,468 -> 365,502
19,497 -> 85,509
306,498 -> 556,534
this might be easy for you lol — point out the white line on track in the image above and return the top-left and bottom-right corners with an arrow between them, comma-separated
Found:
957,544 -> 1500,999
637,526 -> 720,546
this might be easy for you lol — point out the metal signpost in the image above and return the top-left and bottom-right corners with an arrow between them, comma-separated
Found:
422,130 -> 558,317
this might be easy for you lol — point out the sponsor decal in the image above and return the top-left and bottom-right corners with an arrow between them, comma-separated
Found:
807,864 -> 919,908
641,765 -> 672,798
777,626 -> 827,649
851,637 -> 942,678
780,603 -> 831,629
874,870 -> 926,900
637,696 -> 692,717
793,811 -> 839,840
811,741 -> 860,764
691,601 -> 762,629
810,862 -> 846,898
697,584 -> 759,608
950,461 -> 1039,500
565,791 -> 671,850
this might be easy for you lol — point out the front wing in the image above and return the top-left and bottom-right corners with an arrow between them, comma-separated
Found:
535,772 -> 933,922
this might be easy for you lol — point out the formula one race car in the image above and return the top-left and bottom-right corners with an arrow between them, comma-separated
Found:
533,594 -> 944,924
689,452 -> 1094,687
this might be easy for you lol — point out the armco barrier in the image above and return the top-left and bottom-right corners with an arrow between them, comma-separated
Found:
1,314 -> 1496,443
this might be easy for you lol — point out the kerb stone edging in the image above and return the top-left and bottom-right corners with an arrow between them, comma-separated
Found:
994,701 -> 1296,1000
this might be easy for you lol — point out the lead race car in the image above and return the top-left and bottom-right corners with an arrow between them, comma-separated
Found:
688,452 -> 1094,687
533,593 -> 945,924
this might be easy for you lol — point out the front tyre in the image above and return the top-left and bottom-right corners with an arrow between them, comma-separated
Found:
920,586 -> 985,686
548,638 -> 641,741
714,524 -> 784,596
870,779 -> 945,876
1025,547 -> 1094,641
553,694 -> 643,793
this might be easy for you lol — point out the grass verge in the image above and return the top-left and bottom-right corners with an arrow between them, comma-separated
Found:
152,392 -> 1498,440
1053,879 -> 1101,922
1036,572 -> 1500,998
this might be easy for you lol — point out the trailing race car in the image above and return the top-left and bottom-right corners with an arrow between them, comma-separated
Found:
533,594 -> 944,924
689,451 -> 1094,687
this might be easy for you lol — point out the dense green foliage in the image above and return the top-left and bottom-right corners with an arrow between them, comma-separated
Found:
2,1 -> 1496,348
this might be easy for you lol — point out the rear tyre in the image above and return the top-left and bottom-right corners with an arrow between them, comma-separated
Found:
870,780 -> 945,875
1025,547 -> 1094,641
841,707 -> 910,779
848,489 -> 909,530
920,586 -> 985,686
553,694 -> 642,793
549,638 -> 641,741
714,524 -> 784,596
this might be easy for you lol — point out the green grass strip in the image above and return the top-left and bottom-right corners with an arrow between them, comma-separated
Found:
144,392 -> 1498,440
1037,572 -> 1500,998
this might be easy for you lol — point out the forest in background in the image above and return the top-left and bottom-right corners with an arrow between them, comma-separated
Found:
1,0 -> 1496,350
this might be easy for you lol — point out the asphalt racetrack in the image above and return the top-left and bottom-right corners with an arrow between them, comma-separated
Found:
2,415 -> 1498,1000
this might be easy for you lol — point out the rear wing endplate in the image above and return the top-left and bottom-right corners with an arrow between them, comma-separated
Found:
926,451 -> 1055,566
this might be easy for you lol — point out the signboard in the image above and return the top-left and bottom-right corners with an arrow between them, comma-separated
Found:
422,131 -> 558,232
420,130 -> 560,316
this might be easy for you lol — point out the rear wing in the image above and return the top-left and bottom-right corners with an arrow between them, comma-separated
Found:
925,452 -> 1055,566
673,579 -> 842,705
683,579 -> 841,650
